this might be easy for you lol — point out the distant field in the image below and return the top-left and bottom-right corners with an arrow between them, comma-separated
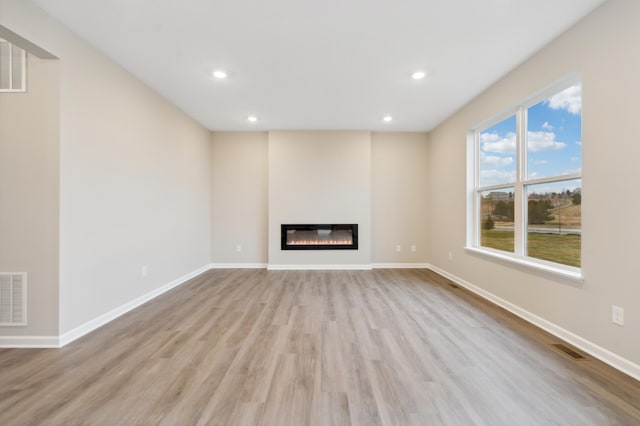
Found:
481,199 -> 581,229
547,203 -> 581,228
481,230 -> 581,267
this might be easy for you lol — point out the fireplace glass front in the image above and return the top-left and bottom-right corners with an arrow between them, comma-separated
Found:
281,224 -> 358,250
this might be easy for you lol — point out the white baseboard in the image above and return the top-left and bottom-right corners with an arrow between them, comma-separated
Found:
428,264 -> 640,382
267,264 -> 373,270
372,263 -> 430,269
208,263 -> 432,270
0,335 -> 59,348
211,263 -> 431,270
58,264 -> 211,348
210,263 -> 267,269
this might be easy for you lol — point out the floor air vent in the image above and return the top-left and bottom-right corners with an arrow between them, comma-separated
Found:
552,343 -> 586,360
0,273 -> 27,326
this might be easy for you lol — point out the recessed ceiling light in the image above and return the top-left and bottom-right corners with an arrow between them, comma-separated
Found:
383,116 -> 393,122
412,71 -> 427,80
212,70 -> 227,79
247,116 -> 258,123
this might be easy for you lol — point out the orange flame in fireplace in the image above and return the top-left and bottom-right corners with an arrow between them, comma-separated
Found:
288,239 -> 352,245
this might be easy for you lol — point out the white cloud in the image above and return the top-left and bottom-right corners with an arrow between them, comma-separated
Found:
480,152 -> 513,166
545,83 -> 582,115
575,141 -> 582,146
533,160 -> 549,165
542,121 -> 553,131
482,131 -> 566,154
529,180 -> 581,194
527,131 -> 566,152
561,168 -> 582,176
480,169 -> 516,186
480,132 -> 516,154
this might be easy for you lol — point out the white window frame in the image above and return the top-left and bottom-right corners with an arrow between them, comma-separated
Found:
0,38 -> 27,93
466,74 -> 583,281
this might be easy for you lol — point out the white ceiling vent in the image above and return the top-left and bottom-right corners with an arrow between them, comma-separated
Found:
0,273 -> 27,326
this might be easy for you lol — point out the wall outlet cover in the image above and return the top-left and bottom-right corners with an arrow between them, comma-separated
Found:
612,305 -> 624,326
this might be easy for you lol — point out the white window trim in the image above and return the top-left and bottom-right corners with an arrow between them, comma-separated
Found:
466,73 -> 583,281
0,38 -> 27,93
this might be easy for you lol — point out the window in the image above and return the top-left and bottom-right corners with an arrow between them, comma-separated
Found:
469,76 -> 582,275
0,39 -> 26,92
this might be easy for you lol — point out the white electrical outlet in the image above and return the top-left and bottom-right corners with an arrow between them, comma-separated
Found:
612,305 -> 624,326
411,245 -> 416,252
448,251 -> 453,261
141,265 -> 148,277
395,245 -> 401,252
236,244 -> 242,252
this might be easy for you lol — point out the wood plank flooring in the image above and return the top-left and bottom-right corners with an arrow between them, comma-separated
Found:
1,268 -> 639,425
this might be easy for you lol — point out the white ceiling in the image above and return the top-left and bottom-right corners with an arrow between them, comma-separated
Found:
33,0 -> 605,131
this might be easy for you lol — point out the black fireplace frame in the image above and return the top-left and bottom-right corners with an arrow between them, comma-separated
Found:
281,224 -> 358,250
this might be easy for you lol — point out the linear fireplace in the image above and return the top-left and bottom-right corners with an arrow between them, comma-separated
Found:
281,224 -> 358,250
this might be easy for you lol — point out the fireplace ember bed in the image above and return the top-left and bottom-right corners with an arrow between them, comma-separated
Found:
281,224 -> 358,250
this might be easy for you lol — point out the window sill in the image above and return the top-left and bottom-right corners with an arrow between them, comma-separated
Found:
464,246 -> 584,283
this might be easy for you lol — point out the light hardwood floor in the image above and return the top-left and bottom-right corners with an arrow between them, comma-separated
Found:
1,268 -> 639,425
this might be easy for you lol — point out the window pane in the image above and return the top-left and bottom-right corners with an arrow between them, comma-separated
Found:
0,41 -> 9,89
527,84 -> 582,180
480,188 -> 514,253
11,45 -> 24,90
526,179 -> 581,267
479,115 -> 516,187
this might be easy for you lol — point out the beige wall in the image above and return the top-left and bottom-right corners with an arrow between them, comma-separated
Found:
371,132 -> 429,264
268,131 -> 372,266
428,0 -> 640,366
0,0 -> 212,335
210,131 -> 430,268
0,54 -> 59,336
211,132 -> 268,265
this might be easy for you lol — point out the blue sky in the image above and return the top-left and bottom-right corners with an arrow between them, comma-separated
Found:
479,83 -> 582,191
